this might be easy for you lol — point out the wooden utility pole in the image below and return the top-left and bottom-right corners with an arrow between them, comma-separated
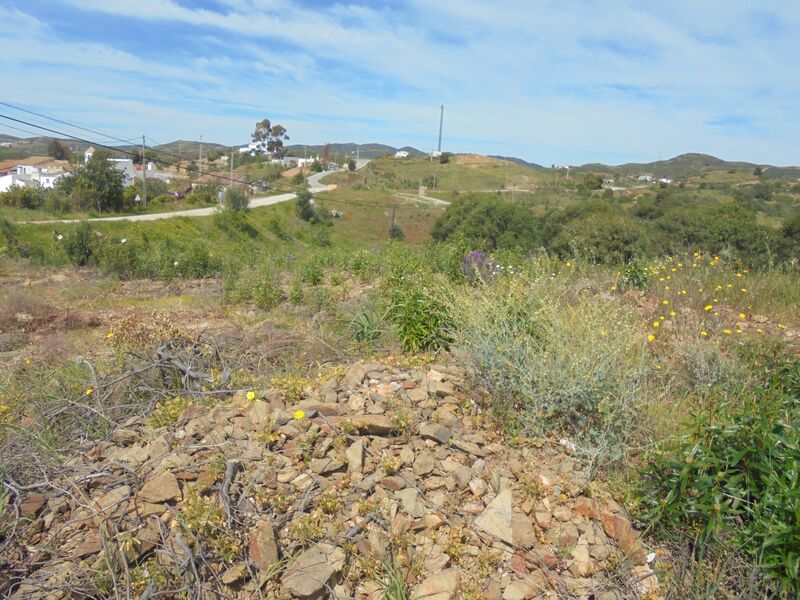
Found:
230,146 -> 234,187
141,134 -> 147,208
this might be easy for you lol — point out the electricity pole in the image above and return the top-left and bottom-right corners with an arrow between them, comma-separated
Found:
199,135 -> 203,163
230,146 -> 234,188
437,104 -> 444,153
141,134 -> 147,208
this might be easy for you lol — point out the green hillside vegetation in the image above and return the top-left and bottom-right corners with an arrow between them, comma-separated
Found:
1,150 -> 799,597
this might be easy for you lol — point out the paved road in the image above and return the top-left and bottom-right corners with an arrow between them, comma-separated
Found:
23,193 -> 298,225
19,160 -> 370,225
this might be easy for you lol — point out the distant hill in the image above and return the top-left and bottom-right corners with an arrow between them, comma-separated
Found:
576,153 -> 800,180
489,155 -> 544,170
284,143 -> 424,160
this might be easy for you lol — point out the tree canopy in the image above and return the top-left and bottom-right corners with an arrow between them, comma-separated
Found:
251,119 -> 289,158
61,151 -> 125,212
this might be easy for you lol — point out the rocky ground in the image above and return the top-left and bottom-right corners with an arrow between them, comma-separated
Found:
1,358 -> 663,599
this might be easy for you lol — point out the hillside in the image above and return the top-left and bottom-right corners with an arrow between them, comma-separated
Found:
285,143 -> 424,159
488,155 -> 545,170
577,152 -> 800,180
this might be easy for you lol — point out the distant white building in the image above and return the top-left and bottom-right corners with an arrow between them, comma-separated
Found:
84,146 -> 95,164
0,159 -> 70,192
659,177 -> 672,186
395,150 -> 409,159
238,141 -> 269,155
638,174 -> 654,183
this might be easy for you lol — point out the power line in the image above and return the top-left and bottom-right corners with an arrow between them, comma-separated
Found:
0,98 -> 141,146
0,121 -> 51,139
0,112 -> 253,187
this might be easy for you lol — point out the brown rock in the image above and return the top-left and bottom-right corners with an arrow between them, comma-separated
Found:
475,489 -> 514,545
282,543 -> 345,599
139,471 -> 181,504
249,520 -> 279,572
574,496 -> 599,519
72,534 -> 102,558
20,493 -> 46,518
420,423 -> 452,444
332,415 -> 397,435
346,440 -> 364,473
412,567 -> 459,599
413,452 -> 435,476
512,514 -> 536,548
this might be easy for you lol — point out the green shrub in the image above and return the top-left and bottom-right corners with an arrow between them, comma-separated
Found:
384,259 -> 453,353
453,271 -> 646,464
299,256 -> 325,285
97,237 -> 138,279
641,350 -> 800,596
178,241 -> 219,278
350,311 -> 382,343
618,260 -> 650,291
63,221 -> 95,266
251,267 -> 282,310
224,187 -> 249,212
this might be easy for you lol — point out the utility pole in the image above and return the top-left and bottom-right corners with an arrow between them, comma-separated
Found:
199,135 -> 203,163
437,104 -> 444,153
141,134 -> 147,208
230,146 -> 234,188
390,203 -> 397,233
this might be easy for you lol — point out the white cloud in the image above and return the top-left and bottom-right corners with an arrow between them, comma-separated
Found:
2,1 -> 798,164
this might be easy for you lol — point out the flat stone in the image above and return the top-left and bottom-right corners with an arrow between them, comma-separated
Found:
474,489 -> 514,545
332,415 -> 397,435
407,388 -> 428,403
20,493 -> 47,518
512,514 -> 536,548
420,423 -> 452,444
396,488 -> 425,518
412,567 -> 459,599
308,457 -> 343,475
249,520 -> 278,572
72,534 -> 103,558
381,476 -> 406,492
342,363 -> 367,390
502,580 -> 534,600
139,471 -> 181,504
413,452 -> 435,476
91,485 -> 130,519
221,563 -> 247,584
282,543 -> 345,599
296,401 -> 341,417
346,440 -> 364,473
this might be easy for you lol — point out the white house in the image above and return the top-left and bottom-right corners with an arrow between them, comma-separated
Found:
238,141 -> 269,155
637,174 -> 654,183
0,160 -> 70,192
395,150 -> 409,159
84,146 -> 95,164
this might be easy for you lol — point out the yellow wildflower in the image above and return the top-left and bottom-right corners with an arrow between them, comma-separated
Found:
704,305 -> 713,311
294,410 -> 306,420
85,388 -> 93,396
647,334 -> 656,342
738,313 -> 746,319
106,332 -> 114,339
662,300 -> 669,305
723,329 -> 732,335
653,321 -> 660,328
246,391 -> 256,401
700,331 -> 708,337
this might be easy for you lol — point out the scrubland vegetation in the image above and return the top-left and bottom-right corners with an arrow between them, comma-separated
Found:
1,153 -> 798,597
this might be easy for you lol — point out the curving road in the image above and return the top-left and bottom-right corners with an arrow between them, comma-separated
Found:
19,160 -> 370,225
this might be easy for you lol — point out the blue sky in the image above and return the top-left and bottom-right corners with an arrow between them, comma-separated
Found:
0,0 -> 798,165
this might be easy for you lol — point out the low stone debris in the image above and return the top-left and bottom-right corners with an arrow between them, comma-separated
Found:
1,359 -> 662,599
